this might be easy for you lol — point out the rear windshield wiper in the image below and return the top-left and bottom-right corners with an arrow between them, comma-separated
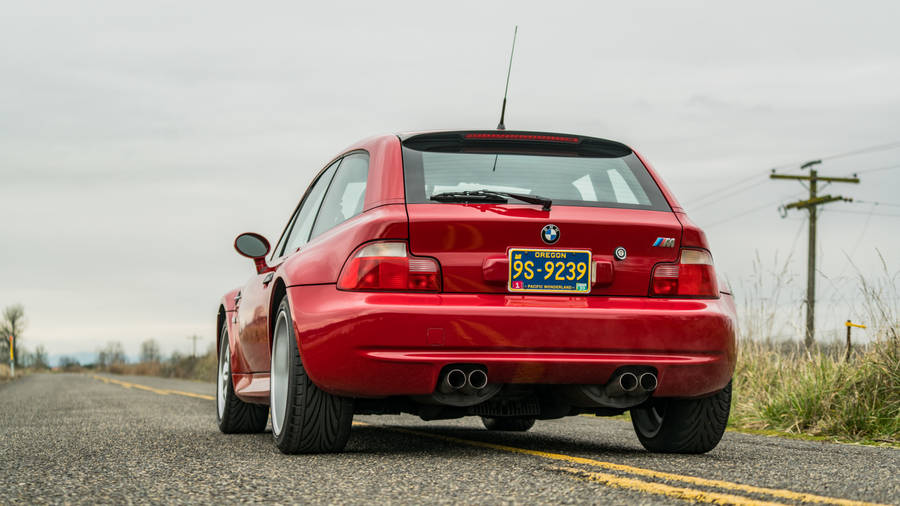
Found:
430,190 -> 552,211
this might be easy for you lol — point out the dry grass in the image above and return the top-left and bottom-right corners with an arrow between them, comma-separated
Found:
730,339 -> 899,443
730,252 -> 900,444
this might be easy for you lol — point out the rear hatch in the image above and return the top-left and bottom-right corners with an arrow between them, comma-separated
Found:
401,131 -> 683,296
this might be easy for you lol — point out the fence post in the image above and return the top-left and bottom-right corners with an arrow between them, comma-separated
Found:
844,320 -> 867,361
845,321 -> 852,361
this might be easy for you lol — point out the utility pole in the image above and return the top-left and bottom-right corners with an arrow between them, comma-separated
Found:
771,161 -> 859,348
187,335 -> 200,359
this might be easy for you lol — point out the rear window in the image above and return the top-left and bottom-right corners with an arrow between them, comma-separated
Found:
402,148 -> 670,211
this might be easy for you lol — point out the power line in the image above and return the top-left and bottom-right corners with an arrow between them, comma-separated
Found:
831,202 -> 878,285
687,153 -> 897,210
689,179 -> 768,211
685,143 -> 900,207
825,209 -> 900,217
847,205 -> 877,257
853,199 -> 900,207
784,213 -> 808,261
702,192 -> 805,228
771,140 -> 900,171
703,201 -> 774,228
856,163 -> 900,175
819,140 -> 900,162
683,172 -> 767,207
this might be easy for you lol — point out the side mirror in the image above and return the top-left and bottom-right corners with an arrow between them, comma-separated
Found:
234,233 -> 271,274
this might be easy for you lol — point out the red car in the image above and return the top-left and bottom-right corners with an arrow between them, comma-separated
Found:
216,130 -> 737,455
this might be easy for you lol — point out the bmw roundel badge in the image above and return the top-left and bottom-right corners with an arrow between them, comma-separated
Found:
541,224 -> 560,244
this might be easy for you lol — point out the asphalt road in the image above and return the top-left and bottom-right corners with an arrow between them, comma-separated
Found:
1,374 -> 897,505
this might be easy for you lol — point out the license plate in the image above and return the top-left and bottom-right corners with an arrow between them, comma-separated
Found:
508,248 -> 592,294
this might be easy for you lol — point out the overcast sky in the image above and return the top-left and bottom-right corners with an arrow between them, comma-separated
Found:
2,1 -> 899,360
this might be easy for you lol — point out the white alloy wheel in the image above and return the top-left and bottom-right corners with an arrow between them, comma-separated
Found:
218,341 -> 230,419
270,309 -> 291,437
216,322 -> 268,434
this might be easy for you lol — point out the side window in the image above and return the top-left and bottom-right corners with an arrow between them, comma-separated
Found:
278,159 -> 340,256
309,152 -> 369,240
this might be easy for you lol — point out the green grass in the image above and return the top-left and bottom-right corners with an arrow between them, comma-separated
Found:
724,426 -> 899,448
729,338 -> 900,445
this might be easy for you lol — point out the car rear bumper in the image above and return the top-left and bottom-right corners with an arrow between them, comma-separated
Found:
287,285 -> 737,399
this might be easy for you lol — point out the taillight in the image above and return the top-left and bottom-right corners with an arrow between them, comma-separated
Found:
337,242 -> 441,292
651,249 -> 718,298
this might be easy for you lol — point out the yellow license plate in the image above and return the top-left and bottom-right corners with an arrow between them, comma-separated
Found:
508,248 -> 592,293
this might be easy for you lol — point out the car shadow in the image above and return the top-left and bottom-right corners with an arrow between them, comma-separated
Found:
341,423 -> 648,457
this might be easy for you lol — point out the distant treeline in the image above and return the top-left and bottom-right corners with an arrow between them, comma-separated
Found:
94,339 -> 217,382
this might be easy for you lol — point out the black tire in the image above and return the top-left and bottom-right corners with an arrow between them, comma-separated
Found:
216,323 -> 268,434
630,380 -> 731,454
481,416 -> 536,432
270,296 -> 353,454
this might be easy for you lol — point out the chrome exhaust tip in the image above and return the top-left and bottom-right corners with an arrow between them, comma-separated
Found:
605,371 -> 639,397
467,369 -> 488,390
639,372 -> 658,392
440,369 -> 467,393
620,372 -> 638,392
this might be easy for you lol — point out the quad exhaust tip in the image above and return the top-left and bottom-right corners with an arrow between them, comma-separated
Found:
639,372 -> 658,392
441,369 -> 467,393
620,372 -> 638,392
605,371 -> 638,397
603,370 -> 659,397
438,368 -> 489,394
467,369 -> 488,390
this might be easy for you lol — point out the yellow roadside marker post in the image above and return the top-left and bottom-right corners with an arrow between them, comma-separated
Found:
8,335 -> 13,378
845,320 -> 866,361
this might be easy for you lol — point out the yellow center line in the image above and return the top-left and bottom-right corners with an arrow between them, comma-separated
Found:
96,377 -> 883,506
367,424 -> 884,506
557,466 -> 783,506
92,375 -> 215,401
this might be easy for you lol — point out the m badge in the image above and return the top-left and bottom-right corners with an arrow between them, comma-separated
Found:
652,237 -> 675,248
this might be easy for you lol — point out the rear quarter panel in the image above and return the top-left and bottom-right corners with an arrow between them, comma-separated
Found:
279,133 -> 408,286
279,204 -> 409,285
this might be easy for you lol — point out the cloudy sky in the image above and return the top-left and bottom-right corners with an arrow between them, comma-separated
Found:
2,1 -> 899,360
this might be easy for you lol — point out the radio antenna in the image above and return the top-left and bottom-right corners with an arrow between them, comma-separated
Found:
496,25 -> 518,130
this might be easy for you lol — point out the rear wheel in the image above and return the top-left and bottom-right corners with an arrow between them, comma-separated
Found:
216,323 -> 268,433
481,416 -> 536,432
270,296 -> 354,454
630,381 -> 731,454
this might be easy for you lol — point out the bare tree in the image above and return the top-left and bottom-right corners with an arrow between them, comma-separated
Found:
97,341 -> 127,369
0,304 -> 26,367
139,339 -> 161,363
58,356 -> 81,371
31,345 -> 49,370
